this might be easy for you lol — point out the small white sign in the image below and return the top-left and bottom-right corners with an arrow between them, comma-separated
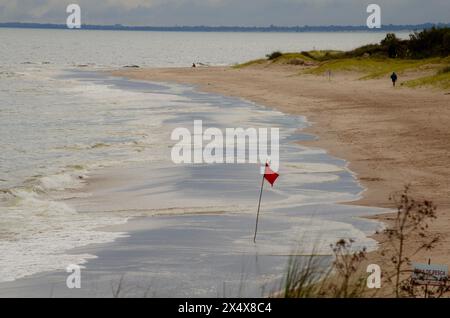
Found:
412,263 -> 448,286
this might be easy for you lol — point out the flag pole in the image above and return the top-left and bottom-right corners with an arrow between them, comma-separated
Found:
253,171 -> 265,243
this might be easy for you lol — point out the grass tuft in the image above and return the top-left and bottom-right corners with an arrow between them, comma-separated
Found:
404,71 -> 450,89
232,59 -> 266,69
307,57 -> 446,79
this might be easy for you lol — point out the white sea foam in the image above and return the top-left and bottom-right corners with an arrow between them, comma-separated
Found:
39,172 -> 86,191
0,187 -> 129,282
281,173 -> 340,185
285,162 -> 344,173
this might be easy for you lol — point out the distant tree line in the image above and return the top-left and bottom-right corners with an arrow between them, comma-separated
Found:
0,22 -> 449,33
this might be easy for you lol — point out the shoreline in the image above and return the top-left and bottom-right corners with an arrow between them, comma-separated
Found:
112,65 -> 450,289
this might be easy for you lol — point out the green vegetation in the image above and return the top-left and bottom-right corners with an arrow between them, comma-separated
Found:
301,50 -> 342,60
307,57 -> 448,80
234,51 -> 317,68
281,239 -> 368,298
402,60 -> 450,89
330,27 -> 450,59
273,52 -> 315,62
404,71 -> 450,89
233,58 -> 267,68
236,27 -> 450,89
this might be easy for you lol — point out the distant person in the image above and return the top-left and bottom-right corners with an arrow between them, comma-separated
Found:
192,63 -> 196,68
391,72 -> 398,87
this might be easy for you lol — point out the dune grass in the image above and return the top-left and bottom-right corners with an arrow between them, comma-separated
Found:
236,51 -> 450,89
233,58 -> 267,69
404,70 -> 450,89
301,50 -> 343,60
233,51 -> 336,68
307,57 -> 448,79
279,239 -> 369,298
235,29 -> 450,88
268,50 -> 345,63
271,52 -> 315,62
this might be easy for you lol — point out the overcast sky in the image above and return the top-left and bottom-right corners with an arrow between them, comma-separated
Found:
0,0 -> 449,26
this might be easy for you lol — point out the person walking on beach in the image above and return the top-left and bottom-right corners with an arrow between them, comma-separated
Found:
391,72 -> 398,87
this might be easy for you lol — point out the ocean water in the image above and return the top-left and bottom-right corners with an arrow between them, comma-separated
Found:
0,28 -> 409,67
0,28 -> 398,296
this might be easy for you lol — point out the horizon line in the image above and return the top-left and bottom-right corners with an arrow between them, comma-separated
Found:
1,22 -> 448,32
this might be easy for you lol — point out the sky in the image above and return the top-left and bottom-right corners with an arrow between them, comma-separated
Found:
0,0 -> 449,26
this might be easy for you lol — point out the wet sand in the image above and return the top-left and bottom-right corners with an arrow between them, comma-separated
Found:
113,65 -> 450,275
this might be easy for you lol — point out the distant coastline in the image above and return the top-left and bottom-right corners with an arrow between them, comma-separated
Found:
1,22 -> 449,32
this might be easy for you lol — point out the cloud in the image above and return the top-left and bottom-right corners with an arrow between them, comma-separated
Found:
0,0 -> 448,26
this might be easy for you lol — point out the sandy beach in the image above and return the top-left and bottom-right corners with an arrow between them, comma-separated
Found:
113,64 -> 450,282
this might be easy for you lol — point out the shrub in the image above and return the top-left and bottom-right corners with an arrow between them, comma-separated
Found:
381,186 -> 441,297
282,239 -> 368,298
408,27 -> 450,58
330,27 -> 449,60
266,51 -> 283,60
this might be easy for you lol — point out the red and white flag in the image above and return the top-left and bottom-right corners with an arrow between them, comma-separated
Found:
263,163 -> 279,187
253,162 -> 279,242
